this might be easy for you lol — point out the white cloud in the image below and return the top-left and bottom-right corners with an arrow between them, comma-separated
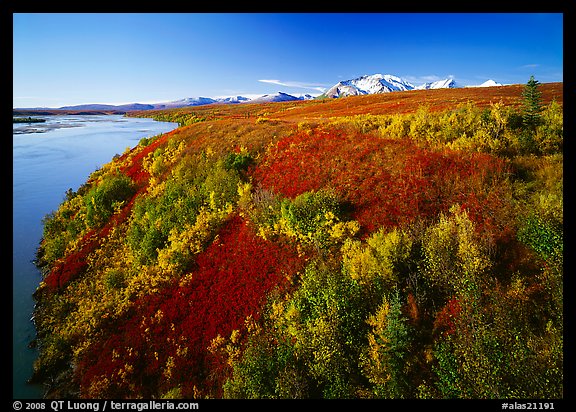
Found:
403,74 -> 456,86
403,75 -> 436,84
258,79 -> 326,92
420,75 -> 442,82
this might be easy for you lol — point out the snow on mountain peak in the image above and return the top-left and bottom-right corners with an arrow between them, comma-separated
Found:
415,78 -> 458,90
330,73 -> 415,97
479,79 -> 502,87
324,73 -> 507,98
325,73 -> 465,97
247,92 -> 301,104
217,96 -> 251,104
465,79 -> 503,88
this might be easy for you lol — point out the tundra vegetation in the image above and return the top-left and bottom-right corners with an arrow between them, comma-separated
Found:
32,80 -> 563,399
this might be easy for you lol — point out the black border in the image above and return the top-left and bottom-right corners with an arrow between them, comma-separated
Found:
6,4 -> 572,406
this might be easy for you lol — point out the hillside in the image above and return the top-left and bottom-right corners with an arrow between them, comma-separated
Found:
132,82 -> 562,122
32,82 -> 563,399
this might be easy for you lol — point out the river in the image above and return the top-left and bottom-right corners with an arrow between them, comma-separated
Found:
13,114 -> 178,398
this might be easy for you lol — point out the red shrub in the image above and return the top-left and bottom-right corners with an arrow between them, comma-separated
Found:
76,215 -> 307,398
118,129 -> 176,185
433,298 -> 462,337
43,229 -> 97,290
252,127 -> 509,235
44,192 -> 144,292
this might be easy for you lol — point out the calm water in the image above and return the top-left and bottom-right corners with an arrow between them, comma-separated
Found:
13,114 -> 178,398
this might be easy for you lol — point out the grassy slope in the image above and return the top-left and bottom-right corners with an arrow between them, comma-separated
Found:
32,83 -> 563,399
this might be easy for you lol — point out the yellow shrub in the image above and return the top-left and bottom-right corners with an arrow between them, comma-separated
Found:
342,227 -> 412,287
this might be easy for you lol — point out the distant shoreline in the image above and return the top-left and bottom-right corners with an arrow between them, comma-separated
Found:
13,117 -> 46,123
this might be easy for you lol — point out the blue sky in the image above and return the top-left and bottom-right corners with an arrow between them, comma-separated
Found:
13,13 -> 563,108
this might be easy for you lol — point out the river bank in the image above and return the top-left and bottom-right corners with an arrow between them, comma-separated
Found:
13,114 -> 178,398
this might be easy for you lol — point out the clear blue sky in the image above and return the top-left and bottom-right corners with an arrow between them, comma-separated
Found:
13,13 -> 563,108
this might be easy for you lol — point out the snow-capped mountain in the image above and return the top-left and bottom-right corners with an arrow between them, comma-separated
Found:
299,94 -> 315,100
324,74 -> 416,98
217,96 -> 251,104
152,97 -> 218,109
154,92 -> 309,107
46,93 -> 305,112
323,74 -> 504,98
247,92 -> 302,104
466,79 -> 503,88
415,78 -> 459,90
149,96 -> 253,109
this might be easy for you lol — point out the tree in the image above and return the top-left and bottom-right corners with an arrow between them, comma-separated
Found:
521,75 -> 543,129
361,291 -> 413,398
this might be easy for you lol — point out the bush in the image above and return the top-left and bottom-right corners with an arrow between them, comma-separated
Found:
422,205 -> 491,300
281,189 -> 341,236
517,214 -> 563,263
534,100 -> 563,154
342,227 -> 413,293
127,155 -> 241,266
379,114 -> 411,139
84,173 -> 136,228
104,269 -> 126,290
224,150 -> 254,172
127,178 -> 202,265
409,105 -> 439,141
278,189 -> 355,249
37,232 -> 67,269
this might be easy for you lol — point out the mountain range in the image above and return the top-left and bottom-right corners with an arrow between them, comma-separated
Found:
322,74 -> 502,98
15,74 -> 503,111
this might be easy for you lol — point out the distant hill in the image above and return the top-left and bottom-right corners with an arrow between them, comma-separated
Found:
58,103 -> 155,111
14,93 -> 311,113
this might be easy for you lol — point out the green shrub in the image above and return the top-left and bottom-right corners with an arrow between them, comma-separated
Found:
517,214 -> 563,263
38,194 -> 87,269
37,232 -> 67,268
409,105 -> 439,141
104,269 -> 126,290
379,114 -> 411,139
84,173 -> 135,228
138,133 -> 161,147
281,189 -> 341,236
127,156 -> 241,266
224,151 -> 254,172
127,178 -> 201,265
422,205 -> 491,300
